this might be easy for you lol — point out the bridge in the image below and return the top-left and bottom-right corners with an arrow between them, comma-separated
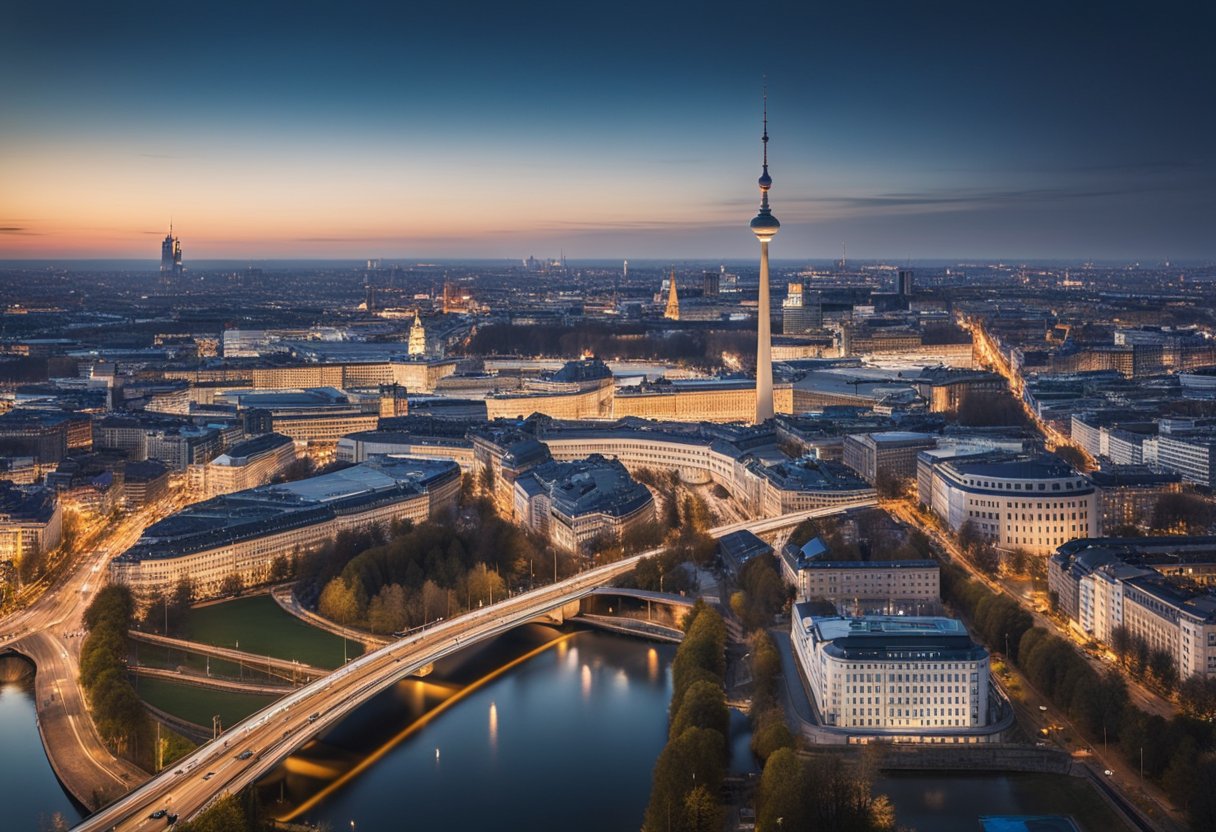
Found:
71,498 -> 874,831
128,630 -> 330,682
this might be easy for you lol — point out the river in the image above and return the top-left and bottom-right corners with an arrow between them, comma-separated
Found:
263,627 -> 684,831
0,667 -> 81,830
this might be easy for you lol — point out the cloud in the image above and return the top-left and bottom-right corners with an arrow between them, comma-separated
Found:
0,227 -> 40,235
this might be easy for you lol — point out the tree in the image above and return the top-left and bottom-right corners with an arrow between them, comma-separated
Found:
957,520 -> 982,553
367,584 -> 409,634
670,679 -> 729,742
757,747 -> 808,831
219,572 -> 244,597
465,563 -> 506,608
1179,675 -> 1216,720
1006,547 -> 1029,576
1148,649 -> 1178,692
642,727 -> 727,832
318,578 -> 360,625
1053,444 -> 1090,472
269,554 -> 292,583
875,470 -> 908,500
682,784 -> 720,832
1110,625 -> 1132,663
1152,493 -> 1216,534
421,579 -> 447,623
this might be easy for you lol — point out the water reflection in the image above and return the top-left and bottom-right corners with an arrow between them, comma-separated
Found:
271,630 -> 680,832
0,671 -> 80,828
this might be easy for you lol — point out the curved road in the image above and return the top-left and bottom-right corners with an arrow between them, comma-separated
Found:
1,495 -> 189,808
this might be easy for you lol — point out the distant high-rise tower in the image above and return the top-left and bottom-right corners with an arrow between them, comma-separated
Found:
160,224 -> 182,275
623,259 -> 629,280
702,270 -> 720,297
898,269 -> 914,297
664,269 -> 680,320
408,310 -> 427,356
750,95 -> 779,424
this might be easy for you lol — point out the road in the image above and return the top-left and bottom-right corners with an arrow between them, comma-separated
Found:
962,316 -> 1094,464
70,499 -> 875,832
885,499 -> 1173,720
0,492 -> 190,809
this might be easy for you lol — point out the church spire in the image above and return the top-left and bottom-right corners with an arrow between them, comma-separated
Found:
664,268 -> 680,320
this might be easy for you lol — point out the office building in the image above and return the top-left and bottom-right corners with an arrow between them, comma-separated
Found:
0,483 -> 62,565
188,432 -> 297,498
111,455 -> 460,600
919,451 -> 1097,555
842,431 -> 938,485
513,455 -> 654,553
1050,537 -> 1216,680
791,609 -> 992,733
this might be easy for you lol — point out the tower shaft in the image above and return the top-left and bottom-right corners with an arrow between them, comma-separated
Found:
756,241 -> 774,421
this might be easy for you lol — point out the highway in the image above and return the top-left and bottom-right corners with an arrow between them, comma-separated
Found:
70,499 -> 874,831
0,492 -> 191,808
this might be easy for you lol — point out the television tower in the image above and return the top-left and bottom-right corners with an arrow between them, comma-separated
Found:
750,93 -> 779,423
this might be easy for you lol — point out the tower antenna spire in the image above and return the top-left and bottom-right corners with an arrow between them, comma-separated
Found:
762,82 -> 769,171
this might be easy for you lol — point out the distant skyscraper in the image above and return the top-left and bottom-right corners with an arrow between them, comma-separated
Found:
623,259 -> 629,280
898,269 -> 915,297
160,224 -> 182,275
750,96 -> 779,424
664,269 -> 680,320
702,270 -> 720,297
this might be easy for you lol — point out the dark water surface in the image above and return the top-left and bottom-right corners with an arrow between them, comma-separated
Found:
280,628 -> 682,832
0,676 -> 81,829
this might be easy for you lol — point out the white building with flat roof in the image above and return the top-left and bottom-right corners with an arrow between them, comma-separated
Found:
792,608 -> 991,735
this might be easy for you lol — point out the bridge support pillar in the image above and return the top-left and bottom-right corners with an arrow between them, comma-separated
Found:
531,599 -> 583,626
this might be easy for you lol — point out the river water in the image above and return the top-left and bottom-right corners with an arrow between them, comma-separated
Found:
272,627 -> 683,831
0,672 -> 81,830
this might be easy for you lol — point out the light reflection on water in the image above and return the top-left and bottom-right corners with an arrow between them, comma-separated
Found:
289,631 -> 682,832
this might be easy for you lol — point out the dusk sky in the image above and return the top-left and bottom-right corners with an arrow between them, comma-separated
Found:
2,1 -> 1213,261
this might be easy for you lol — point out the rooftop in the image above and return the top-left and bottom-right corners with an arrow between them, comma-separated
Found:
519,455 -> 652,519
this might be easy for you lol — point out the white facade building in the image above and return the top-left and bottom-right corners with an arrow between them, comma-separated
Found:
791,608 -> 992,735
919,452 -> 1097,555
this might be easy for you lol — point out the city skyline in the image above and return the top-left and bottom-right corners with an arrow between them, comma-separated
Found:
2,1 -> 1214,261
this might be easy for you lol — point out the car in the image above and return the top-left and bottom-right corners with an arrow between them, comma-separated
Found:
1104,769 -> 1114,776
149,810 -> 167,819
202,771 -> 215,780
167,813 -> 179,825
308,712 -> 320,723
236,749 -> 253,760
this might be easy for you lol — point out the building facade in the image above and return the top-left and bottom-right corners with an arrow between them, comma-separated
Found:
919,452 -> 1097,555
110,456 -> 460,600
792,609 -> 992,734
842,432 -> 938,485
512,455 -> 655,552
0,484 -> 63,565
189,432 -> 297,498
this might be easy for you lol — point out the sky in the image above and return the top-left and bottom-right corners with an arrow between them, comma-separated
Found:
2,1 -> 1214,262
